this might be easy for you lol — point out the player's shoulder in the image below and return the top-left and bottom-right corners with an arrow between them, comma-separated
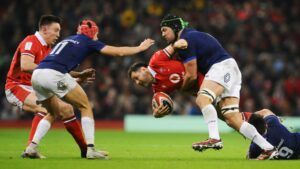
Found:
181,28 -> 202,37
264,115 -> 282,126
18,34 -> 41,52
149,50 -> 169,64
21,34 -> 38,45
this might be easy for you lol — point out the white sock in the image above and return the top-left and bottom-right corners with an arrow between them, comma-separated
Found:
201,104 -> 220,140
239,122 -> 273,150
32,119 -> 51,145
81,117 -> 95,145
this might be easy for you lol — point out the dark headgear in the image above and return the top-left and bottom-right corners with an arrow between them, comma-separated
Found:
160,14 -> 189,40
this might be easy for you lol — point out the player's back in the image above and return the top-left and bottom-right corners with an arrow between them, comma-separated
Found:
149,50 -> 185,94
5,33 -> 50,89
178,28 -> 231,74
37,34 -> 105,73
249,115 -> 300,159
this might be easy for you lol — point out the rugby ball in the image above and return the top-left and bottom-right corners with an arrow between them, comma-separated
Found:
152,92 -> 174,115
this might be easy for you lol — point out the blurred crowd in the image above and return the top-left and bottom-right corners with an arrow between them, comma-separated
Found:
0,0 -> 299,119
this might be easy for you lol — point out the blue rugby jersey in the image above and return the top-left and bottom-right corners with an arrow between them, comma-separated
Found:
249,115 -> 300,159
178,28 -> 231,74
37,34 -> 105,73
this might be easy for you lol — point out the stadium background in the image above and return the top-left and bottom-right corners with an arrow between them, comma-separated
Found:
0,0 -> 299,120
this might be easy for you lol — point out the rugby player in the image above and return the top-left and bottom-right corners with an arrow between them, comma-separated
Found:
159,14 -> 278,160
245,109 -> 300,159
24,19 -> 154,159
5,15 -> 87,158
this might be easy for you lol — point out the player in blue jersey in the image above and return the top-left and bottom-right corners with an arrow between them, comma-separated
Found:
245,109 -> 300,160
159,14 -> 278,160
24,19 -> 154,159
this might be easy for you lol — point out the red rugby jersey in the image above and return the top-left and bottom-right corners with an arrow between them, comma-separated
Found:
5,32 -> 51,89
148,50 -> 185,94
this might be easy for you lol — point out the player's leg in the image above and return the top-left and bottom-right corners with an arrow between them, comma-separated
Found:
24,95 -> 61,159
193,58 -> 241,152
63,84 -> 109,159
23,92 -> 55,145
192,80 -> 224,151
5,85 -> 53,146
219,97 -> 278,160
57,100 -> 87,158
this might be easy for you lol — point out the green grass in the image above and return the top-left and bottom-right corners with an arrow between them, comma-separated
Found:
0,129 -> 299,169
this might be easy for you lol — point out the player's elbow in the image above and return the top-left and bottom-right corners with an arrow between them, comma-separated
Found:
20,65 -> 32,73
115,52 -> 125,57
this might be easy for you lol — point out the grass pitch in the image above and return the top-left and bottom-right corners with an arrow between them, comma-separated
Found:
0,129 -> 299,169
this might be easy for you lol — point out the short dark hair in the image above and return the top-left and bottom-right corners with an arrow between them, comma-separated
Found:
127,62 -> 148,78
38,15 -> 61,29
248,114 -> 267,135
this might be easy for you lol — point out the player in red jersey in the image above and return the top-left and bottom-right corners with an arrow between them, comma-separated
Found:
5,15 -> 88,158
129,46 -> 184,94
128,40 -> 204,116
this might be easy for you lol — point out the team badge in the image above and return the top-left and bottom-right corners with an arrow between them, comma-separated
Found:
57,81 -> 67,91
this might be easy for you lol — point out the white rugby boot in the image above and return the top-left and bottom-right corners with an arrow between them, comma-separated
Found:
86,147 -> 109,159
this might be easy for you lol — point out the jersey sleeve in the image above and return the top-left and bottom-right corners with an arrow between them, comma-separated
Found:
248,143 -> 262,159
264,115 -> 282,127
149,50 -> 170,66
88,39 -> 106,51
19,37 -> 39,58
178,35 -> 197,63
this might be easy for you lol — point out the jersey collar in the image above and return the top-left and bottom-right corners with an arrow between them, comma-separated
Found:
147,66 -> 157,78
35,31 -> 47,46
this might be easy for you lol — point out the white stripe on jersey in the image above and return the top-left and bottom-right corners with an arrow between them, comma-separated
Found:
21,52 -> 35,58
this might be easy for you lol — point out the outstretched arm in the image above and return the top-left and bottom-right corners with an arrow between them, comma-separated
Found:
100,39 -> 154,57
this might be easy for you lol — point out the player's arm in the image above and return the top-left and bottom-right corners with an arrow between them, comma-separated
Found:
162,39 -> 188,57
20,55 -> 38,73
180,59 -> 198,92
70,68 -> 96,85
171,38 -> 198,92
100,39 -> 154,57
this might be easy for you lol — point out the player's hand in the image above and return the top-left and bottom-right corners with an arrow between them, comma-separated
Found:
153,104 -> 170,118
173,39 -> 188,49
138,38 -> 155,51
77,68 -> 96,85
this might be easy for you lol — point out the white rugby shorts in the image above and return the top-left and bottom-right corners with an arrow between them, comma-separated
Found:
204,58 -> 242,98
31,69 -> 77,101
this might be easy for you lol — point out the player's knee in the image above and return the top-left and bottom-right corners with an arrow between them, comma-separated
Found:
196,88 -> 216,108
224,117 -> 236,129
222,105 -> 240,129
24,103 -> 46,114
58,104 -> 74,119
77,101 -> 92,112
